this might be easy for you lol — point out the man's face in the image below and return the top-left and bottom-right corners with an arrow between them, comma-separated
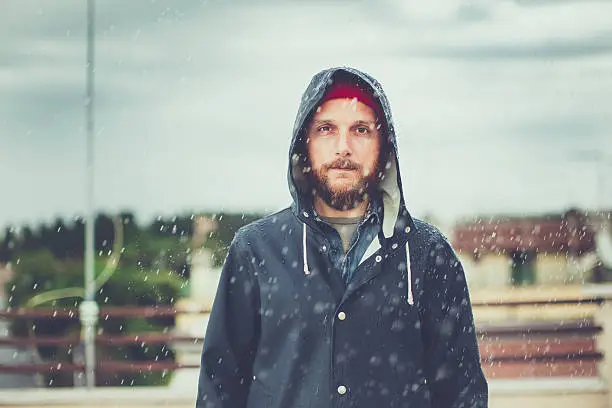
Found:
306,98 -> 382,211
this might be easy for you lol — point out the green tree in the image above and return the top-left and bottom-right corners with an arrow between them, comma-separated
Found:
2,210 -> 265,386
6,213 -> 185,387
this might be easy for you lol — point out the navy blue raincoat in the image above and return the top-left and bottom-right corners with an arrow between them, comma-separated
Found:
196,67 -> 488,408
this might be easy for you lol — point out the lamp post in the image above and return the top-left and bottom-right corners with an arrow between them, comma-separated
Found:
79,0 -> 99,389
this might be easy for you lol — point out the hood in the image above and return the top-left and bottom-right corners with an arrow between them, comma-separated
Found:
287,66 -> 415,241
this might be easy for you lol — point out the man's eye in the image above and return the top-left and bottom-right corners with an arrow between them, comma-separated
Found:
356,127 -> 369,134
318,126 -> 332,133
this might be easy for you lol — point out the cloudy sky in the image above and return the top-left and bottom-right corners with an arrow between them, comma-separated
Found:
1,0 -> 611,230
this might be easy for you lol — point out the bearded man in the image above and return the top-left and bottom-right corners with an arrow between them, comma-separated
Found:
196,67 -> 488,408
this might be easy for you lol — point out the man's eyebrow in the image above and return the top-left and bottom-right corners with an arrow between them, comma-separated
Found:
310,119 -> 335,126
354,120 -> 377,127
310,119 -> 376,126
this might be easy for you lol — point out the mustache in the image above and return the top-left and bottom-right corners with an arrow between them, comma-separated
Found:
324,159 -> 360,171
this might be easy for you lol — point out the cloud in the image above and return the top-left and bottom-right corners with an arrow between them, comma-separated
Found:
1,0 -> 612,230
380,0 -> 612,59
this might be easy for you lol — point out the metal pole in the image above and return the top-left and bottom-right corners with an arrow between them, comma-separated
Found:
80,0 -> 99,389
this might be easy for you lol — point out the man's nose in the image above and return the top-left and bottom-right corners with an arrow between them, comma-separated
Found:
335,129 -> 351,156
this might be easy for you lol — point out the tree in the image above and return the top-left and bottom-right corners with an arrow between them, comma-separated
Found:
3,209 -> 265,386
20,226 -> 40,252
0,227 -> 14,263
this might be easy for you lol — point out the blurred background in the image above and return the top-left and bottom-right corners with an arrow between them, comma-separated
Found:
1,0 -> 611,407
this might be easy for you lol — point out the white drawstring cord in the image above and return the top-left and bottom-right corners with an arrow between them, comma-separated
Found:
303,222 -> 310,275
405,242 -> 414,305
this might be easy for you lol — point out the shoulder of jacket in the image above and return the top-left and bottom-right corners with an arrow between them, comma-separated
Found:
412,218 -> 449,246
233,207 -> 294,244
410,219 -> 463,267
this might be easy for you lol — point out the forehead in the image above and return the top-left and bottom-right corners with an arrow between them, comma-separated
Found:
312,98 -> 377,123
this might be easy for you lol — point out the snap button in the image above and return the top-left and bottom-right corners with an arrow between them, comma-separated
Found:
337,311 -> 346,321
303,211 -> 309,218
337,385 -> 347,395
405,226 -> 411,233
391,243 -> 398,249
375,255 -> 382,262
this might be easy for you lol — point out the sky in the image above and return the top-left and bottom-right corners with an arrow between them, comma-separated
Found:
1,0 -> 612,231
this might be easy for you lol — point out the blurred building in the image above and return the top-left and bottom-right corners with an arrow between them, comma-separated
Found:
452,208 -> 612,289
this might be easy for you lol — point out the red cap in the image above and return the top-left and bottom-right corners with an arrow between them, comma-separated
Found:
319,80 -> 383,120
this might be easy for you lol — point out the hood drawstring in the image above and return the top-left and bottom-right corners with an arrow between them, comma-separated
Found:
302,222 -> 310,275
373,224 -> 415,305
405,242 -> 414,305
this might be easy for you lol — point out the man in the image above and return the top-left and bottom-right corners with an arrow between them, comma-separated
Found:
197,67 -> 488,408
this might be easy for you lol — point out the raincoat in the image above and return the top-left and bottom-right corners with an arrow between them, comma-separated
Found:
196,67 -> 488,408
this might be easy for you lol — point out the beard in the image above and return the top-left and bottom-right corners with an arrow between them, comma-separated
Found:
308,157 -> 381,211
